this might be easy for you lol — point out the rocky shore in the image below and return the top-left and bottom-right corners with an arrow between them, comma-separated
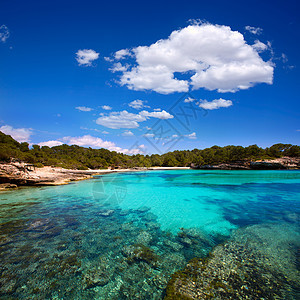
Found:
192,157 -> 300,170
0,162 -> 116,189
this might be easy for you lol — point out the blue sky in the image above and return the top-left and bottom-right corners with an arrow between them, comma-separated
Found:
0,0 -> 299,154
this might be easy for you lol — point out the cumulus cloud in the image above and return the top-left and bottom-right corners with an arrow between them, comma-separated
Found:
0,25 -> 9,42
76,49 -> 99,66
128,99 -> 149,109
139,110 -> 174,119
96,110 -> 174,129
122,130 -> 134,136
184,97 -> 196,103
101,105 -> 112,110
197,98 -> 233,110
115,49 -> 132,60
63,135 -> 141,154
143,133 -> 155,138
252,40 -> 268,52
110,23 -> 273,94
109,62 -> 128,73
185,132 -> 197,139
96,111 -> 146,129
76,106 -> 93,112
0,125 -> 32,142
38,140 -> 63,147
245,25 -> 263,35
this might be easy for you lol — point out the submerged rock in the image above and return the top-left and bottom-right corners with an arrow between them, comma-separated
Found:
136,206 -> 151,214
165,223 -> 300,299
83,267 -> 111,289
122,243 -> 160,268
97,209 -> 114,217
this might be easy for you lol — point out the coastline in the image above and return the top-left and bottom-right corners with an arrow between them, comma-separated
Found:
1,157 -> 299,191
0,163 -> 191,190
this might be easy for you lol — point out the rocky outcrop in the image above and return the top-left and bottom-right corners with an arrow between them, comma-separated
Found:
192,157 -> 300,170
0,162 -> 106,187
165,223 -> 300,299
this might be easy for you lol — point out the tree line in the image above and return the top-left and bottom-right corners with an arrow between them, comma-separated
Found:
0,131 -> 299,169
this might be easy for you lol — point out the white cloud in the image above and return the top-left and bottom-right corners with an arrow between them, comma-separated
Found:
76,49 -> 99,66
197,98 -> 233,110
153,108 -> 161,111
111,23 -> 273,94
96,109 -> 174,129
64,135 -> 142,154
101,105 -> 112,110
38,135 -> 142,154
245,25 -> 263,35
143,133 -> 155,138
38,140 -> 63,147
109,62 -> 128,73
281,53 -> 288,63
128,99 -> 149,109
140,110 -> 174,119
0,25 -> 9,42
0,125 -> 32,143
185,132 -> 197,139
96,110 -> 146,129
115,49 -> 132,60
76,106 -> 93,112
184,97 -> 196,103
122,130 -> 134,136
252,40 -> 268,52
104,56 -> 113,62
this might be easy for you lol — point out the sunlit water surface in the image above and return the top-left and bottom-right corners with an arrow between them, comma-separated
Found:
0,170 -> 299,298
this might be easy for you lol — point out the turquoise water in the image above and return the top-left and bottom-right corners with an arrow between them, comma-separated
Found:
0,170 -> 299,298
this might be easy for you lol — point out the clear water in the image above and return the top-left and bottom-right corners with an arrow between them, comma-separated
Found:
0,170 -> 299,299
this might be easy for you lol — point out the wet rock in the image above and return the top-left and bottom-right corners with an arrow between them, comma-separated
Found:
26,218 -> 52,231
164,239 -> 183,251
136,231 -> 152,245
165,223 -> 300,299
136,206 -> 150,214
146,221 -> 161,230
0,183 -> 17,190
98,209 -> 114,217
64,215 -> 80,227
83,267 -> 111,289
122,244 -> 160,268
142,212 -> 157,222
83,256 -> 115,289
119,209 -> 130,216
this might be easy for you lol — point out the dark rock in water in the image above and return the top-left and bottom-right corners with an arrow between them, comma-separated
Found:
119,209 -> 130,216
136,206 -> 151,214
97,209 -> 114,217
165,223 -> 300,299
26,218 -> 52,231
83,267 -> 111,289
0,183 -> 18,190
82,256 -> 115,289
164,240 -> 184,252
136,231 -> 152,245
142,212 -> 157,222
122,244 -> 160,268
146,221 -> 161,230
250,161 -> 287,170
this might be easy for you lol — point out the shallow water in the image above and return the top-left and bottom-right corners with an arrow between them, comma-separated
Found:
0,170 -> 299,299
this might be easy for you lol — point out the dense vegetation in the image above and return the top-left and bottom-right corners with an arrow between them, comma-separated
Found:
0,131 -> 299,169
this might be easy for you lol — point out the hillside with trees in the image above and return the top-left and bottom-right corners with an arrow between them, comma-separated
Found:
0,131 -> 299,169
